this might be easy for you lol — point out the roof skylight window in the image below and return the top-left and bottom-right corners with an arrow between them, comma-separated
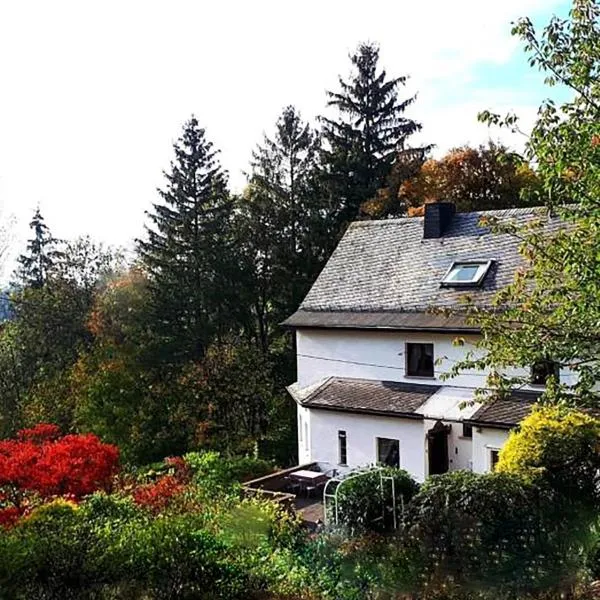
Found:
441,260 -> 492,287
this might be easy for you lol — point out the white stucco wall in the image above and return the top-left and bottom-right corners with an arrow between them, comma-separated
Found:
444,420 -> 474,472
297,329 -> 487,389
294,327 -> 570,481
472,427 -> 510,473
308,409 -> 427,481
296,328 -> 574,391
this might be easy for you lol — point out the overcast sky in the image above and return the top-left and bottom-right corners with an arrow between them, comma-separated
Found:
0,0 -> 570,269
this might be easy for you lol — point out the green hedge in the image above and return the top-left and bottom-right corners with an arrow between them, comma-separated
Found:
185,451 -> 273,485
332,467 -> 419,533
0,495 -> 252,599
388,470 -> 593,599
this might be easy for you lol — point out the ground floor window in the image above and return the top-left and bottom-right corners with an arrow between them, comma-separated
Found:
377,437 -> 400,468
338,430 -> 347,465
489,448 -> 500,471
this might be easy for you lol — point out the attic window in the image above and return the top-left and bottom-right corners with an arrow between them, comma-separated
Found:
441,260 -> 492,288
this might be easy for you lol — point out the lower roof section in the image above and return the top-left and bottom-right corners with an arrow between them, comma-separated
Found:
281,309 -> 480,332
288,377 -> 438,418
288,377 -> 539,428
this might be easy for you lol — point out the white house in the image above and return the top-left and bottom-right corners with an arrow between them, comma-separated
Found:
283,203 -> 565,482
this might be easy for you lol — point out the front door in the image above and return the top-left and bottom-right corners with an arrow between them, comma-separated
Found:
427,421 -> 450,475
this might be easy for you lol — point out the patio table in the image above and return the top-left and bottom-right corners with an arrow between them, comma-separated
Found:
290,470 -> 326,482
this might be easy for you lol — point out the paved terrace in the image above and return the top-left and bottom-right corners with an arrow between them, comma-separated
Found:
243,463 -> 327,527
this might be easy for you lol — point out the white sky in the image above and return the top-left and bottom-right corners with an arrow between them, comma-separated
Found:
0,0 -> 567,267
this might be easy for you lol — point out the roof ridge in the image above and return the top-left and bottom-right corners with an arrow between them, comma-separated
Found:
347,205 -> 547,227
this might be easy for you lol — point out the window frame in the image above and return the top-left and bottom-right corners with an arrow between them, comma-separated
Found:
338,430 -> 347,466
405,342 -> 435,378
462,423 -> 473,439
489,448 -> 500,471
376,437 -> 400,468
440,260 -> 493,288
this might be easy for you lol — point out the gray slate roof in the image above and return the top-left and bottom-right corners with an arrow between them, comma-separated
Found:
284,207 -> 559,329
289,376 -> 538,428
466,394 -> 539,429
292,377 -> 439,418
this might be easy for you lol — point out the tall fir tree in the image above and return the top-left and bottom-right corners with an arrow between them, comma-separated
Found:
237,106 -> 327,353
138,117 -> 233,363
320,42 -> 427,230
16,208 -> 63,288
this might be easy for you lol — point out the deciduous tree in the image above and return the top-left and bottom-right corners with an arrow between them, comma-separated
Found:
390,142 -> 541,215
453,0 -> 600,406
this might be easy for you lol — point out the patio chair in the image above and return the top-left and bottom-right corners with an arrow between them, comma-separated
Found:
284,476 -> 302,495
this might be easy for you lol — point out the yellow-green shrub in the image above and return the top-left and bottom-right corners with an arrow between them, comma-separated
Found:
497,405 -> 600,505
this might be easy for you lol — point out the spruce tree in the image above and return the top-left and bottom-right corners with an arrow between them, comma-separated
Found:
238,106 -> 327,353
16,208 -> 63,288
321,42 -> 427,227
138,117 -> 233,363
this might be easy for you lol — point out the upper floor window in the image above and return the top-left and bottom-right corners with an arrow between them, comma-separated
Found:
406,343 -> 434,378
531,359 -> 560,386
441,260 -> 493,288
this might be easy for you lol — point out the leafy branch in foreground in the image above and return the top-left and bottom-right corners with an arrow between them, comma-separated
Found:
453,0 -> 600,407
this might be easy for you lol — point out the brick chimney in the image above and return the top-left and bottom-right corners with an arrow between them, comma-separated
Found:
423,202 -> 455,239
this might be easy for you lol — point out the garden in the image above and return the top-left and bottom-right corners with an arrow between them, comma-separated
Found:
1,405 -> 600,599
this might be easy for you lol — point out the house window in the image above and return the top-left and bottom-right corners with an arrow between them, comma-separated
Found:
462,423 -> 473,438
531,360 -> 559,385
298,414 -> 302,442
377,437 -> 400,468
406,343 -> 434,378
441,260 -> 492,287
489,449 -> 500,471
304,423 -> 309,452
338,430 -> 347,465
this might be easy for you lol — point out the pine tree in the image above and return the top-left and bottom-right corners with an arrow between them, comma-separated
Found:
238,106 -> 327,353
16,209 -> 63,288
321,42 -> 427,227
138,117 -> 233,363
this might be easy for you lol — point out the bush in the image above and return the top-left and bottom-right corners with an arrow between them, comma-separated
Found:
0,493 -> 254,599
392,470 -> 590,598
184,451 -> 274,493
333,467 -> 419,533
0,425 -> 119,524
496,405 -> 600,508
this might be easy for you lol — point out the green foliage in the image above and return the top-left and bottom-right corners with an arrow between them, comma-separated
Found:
333,467 -> 419,533
496,405 -> 600,507
15,208 -> 64,289
138,116 -> 235,364
0,493 -> 257,599
459,0 -> 600,405
184,451 -> 274,492
320,42 -> 428,228
238,105 -> 327,354
0,236 -> 121,438
392,470 -> 591,599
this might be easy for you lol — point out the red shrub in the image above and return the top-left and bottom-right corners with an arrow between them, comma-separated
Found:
0,425 -> 119,504
0,506 -> 22,529
17,424 -> 61,443
133,475 -> 185,513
